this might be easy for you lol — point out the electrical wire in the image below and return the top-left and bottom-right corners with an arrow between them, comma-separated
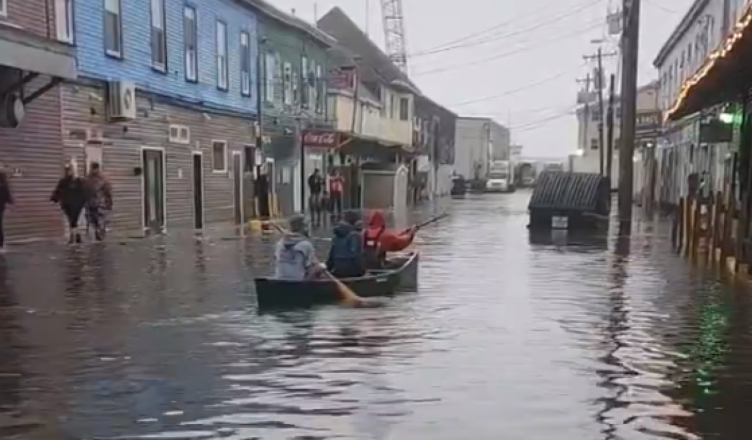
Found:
412,20 -> 605,77
643,0 -> 678,14
510,106 -> 579,132
447,64 -> 587,107
410,0 -> 607,58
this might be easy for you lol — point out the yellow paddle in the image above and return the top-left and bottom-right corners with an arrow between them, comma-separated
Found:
264,220 -> 366,307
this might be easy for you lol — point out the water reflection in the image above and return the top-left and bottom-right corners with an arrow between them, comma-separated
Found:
0,194 -> 752,438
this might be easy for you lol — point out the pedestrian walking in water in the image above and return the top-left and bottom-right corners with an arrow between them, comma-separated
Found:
308,168 -> 324,227
0,167 -> 13,253
328,169 -> 345,219
83,162 -> 112,241
51,164 -> 87,244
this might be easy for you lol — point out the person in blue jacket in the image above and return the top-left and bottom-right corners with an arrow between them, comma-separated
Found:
326,210 -> 365,278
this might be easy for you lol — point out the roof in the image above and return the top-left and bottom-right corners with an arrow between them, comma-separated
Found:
241,0 -> 335,47
653,0 -> 711,67
317,7 -> 420,93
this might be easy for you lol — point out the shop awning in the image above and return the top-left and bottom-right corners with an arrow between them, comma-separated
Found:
0,25 -> 77,79
302,129 -> 412,158
667,6 -> 752,121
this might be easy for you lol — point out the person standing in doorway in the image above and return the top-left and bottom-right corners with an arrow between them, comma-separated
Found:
308,168 -> 324,227
0,166 -> 14,252
328,169 -> 345,219
84,162 -> 112,241
51,164 -> 87,244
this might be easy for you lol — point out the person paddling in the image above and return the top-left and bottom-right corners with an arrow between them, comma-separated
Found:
326,210 -> 365,278
363,210 -> 416,269
274,214 -> 324,281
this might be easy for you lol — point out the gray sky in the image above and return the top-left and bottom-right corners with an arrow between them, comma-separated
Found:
270,0 -> 693,157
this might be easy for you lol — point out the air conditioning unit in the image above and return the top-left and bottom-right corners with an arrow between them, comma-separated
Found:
106,81 -> 137,121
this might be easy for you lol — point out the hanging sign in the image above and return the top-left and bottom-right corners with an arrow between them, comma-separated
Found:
302,130 -> 340,148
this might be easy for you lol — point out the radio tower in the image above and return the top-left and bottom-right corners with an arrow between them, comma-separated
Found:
380,0 -> 409,72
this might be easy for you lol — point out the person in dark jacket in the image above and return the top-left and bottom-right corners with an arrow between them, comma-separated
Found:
326,210 -> 365,278
0,167 -> 13,252
51,164 -> 87,244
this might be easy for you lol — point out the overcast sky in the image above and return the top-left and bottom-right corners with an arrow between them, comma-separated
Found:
269,0 -> 694,158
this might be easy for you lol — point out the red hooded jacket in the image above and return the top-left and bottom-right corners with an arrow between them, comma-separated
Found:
363,210 -> 415,254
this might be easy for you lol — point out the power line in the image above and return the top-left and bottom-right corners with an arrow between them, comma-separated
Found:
412,20 -> 605,77
447,64 -> 586,107
642,0 -> 677,14
509,106 -> 579,132
410,0 -> 606,58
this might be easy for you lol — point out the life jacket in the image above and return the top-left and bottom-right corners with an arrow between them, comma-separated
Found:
363,227 -> 385,268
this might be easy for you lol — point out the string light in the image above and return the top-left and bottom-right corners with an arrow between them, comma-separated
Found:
666,3 -> 752,120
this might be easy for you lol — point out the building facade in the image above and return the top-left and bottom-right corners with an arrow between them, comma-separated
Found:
572,82 -> 660,190
65,0 -> 260,234
256,4 -> 333,215
0,0 -> 78,242
653,0 -> 749,208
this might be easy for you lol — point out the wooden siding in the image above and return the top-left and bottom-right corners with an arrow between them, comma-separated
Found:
61,82 -> 253,234
73,0 -> 259,115
6,0 -> 57,37
0,80 -> 65,242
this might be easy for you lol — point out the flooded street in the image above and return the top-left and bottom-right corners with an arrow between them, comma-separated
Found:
2,192 -> 752,439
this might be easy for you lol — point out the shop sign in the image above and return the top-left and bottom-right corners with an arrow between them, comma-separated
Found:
303,131 -> 339,148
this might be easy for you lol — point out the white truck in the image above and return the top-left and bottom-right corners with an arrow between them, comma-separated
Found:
486,160 -> 515,193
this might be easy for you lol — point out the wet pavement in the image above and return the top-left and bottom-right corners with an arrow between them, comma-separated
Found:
1,191 -> 752,439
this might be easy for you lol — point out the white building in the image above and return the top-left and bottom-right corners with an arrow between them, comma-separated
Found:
653,0 -> 748,208
454,117 -> 510,179
572,83 -> 660,190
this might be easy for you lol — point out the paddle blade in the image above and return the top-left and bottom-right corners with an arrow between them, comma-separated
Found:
329,275 -> 365,307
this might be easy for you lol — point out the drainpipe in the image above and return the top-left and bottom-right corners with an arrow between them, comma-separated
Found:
255,37 -> 267,219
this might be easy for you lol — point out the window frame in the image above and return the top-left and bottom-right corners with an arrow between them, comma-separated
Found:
55,0 -> 76,44
211,140 -> 228,173
399,97 -> 409,121
264,51 -> 276,103
183,5 -> 198,83
215,20 -> 229,91
590,138 -> 598,150
301,55 -> 309,108
315,64 -> 324,114
150,0 -> 168,72
282,61 -> 292,106
0,0 -> 7,17
103,0 -> 123,58
240,31 -> 251,97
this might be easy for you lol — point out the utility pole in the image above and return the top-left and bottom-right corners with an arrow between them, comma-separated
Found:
618,0 -> 641,230
576,73 -> 592,163
584,49 -> 618,176
606,74 -> 616,185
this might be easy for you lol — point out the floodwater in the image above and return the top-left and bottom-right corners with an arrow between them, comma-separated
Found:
1,192 -> 751,439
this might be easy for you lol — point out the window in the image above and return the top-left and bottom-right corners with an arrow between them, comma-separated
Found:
282,62 -> 292,105
55,0 -> 75,43
301,56 -> 309,108
614,137 -> 620,150
399,97 -> 409,121
292,69 -> 299,107
0,0 -> 7,16
389,94 -> 396,118
168,125 -> 190,144
240,31 -> 251,96
150,0 -> 167,70
216,21 -> 228,90
590,138 -> 598,150
264,51 -> 276,102
104,0 -> 123,57
315,64 -> 324,113
212,141 -> 228,172
183,6 -> 197,82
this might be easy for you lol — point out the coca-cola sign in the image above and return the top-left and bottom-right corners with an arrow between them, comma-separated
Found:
303,131 -> 339,147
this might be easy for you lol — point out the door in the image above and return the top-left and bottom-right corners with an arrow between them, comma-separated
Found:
192,152 -> 204,229
142,149 -> 166,233
232,152 -> 243,224
243,146 -> 256,220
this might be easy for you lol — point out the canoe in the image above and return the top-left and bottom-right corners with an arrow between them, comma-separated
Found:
255,268 -> 400,310
379,251 -> 419,290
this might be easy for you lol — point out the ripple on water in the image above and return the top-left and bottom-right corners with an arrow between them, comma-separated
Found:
0,193 -> 751,439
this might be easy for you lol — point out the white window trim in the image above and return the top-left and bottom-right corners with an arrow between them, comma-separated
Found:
183,6 -> 198,82
282,62 -> 292,105
55,0 -> 75,43
168,124 -> 190,145
0,0 -> 7,17
150,0 -> 167,71
264,51 -> 275,103
211,140 -> 228,173
104,0 -> 122,57
216,21 -> 228,91
240,31 -> 251,96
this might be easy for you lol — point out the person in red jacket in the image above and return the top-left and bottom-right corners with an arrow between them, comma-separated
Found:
362,210 -> 416,268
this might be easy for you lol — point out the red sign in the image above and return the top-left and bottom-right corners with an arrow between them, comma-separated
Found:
302,131 -> 339,148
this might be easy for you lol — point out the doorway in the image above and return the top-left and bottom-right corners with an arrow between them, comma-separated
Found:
142,148 -> 166,234
243,146 -> 256,221
232,151 -> 243,224
192,152 -> 204,229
